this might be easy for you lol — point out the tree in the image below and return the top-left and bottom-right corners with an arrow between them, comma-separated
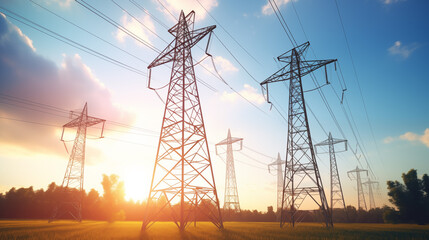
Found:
386,169 -> 429,224
101,174 -> 126,222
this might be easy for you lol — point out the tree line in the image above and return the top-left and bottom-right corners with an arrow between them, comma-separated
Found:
0,169 -> 427,224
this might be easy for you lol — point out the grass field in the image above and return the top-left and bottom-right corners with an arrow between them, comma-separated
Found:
1,220 -> 429,240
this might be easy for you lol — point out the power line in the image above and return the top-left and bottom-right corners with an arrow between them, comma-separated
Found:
111,0 -> 168,44
243,145 -> 276,160
0,7 -> 147,77
75,0 -> 161,53
29,0 -> 150,66
333,0 -> 383,165
208,56 -> 269,116
135,0 -> 280,117
0,93 -> 159,136
267,0 -> 375,175
195,0 -> 262,66
271,2 -> 375,177
76,0 -> 218,93
129,0 -> 169,30
155,0 -> 177,21
237,151 -> 270,166
0,116 -> 154,147
268,0 -> 296,47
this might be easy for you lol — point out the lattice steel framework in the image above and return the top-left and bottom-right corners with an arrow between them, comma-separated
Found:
348,166 -> 368,210
315,132 -> 348,218
261,42 -> 336,228
141,11 -> 222,231
363,179 -> 378,209
268,153 -> 285,211
49,103 -> 105,222
215,129 -> 243,212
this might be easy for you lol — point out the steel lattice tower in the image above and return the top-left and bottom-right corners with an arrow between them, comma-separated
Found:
49,103 -> 105,222
261,42 -> 336,228
363,179 -> 378,209
268,153 -> 285,211
348,166 -> 368,210
215,129 -> 243,212
141,11 -> 222,231
315,132 -> 348,218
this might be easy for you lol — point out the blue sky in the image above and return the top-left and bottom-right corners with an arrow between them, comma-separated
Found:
0,0 -> 428,211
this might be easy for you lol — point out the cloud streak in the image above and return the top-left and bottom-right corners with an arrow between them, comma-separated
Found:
221,84 -> 265,105
201,55 -> 238,75
115,13 -> 156,46
155,0 -> 218,21
262,0 -> 292,15
383,0 -> 405,5
384,129 -> 429,148
388,41 -> 418,59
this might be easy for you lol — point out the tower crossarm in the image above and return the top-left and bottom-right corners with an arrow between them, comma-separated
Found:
268,159 -> 285,172
148,22 -> 215,69
314,137 -> 347,154
277,42 -> 310,63
215,137 -> 243,147
363,180 -> 379,185
347,167 -> 368,179
63,116 -> 105,128
168,11 -> 196,36
260,59 -> 336,86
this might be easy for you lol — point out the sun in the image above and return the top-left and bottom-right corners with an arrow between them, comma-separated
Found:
123,169 -> 149,202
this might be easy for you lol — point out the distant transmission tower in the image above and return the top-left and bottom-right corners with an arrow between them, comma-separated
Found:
268,153 -> 285,211
314,132 -> 348,218
215,129 -> 243,212
348,166 -> 368,210
49,103 -> 105,222
141,11 -> 222,231
363,179 -> 378,209
261,42 -> 336,228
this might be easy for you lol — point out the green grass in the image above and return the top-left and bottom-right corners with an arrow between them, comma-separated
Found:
1,220 -> 429,240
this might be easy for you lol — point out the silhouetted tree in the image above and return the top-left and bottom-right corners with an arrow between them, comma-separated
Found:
386,169 -> 429,224
101,174 -> 126,222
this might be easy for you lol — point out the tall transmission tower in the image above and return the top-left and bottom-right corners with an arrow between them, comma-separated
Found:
215,129 -> 243,212
314,132 -> 348,218
141,11 -> 222,231
268,153 -> 285,211
261,42 -> 336,228
347,166 -> 368,210
49,103 -> 105,222
363,179 -> 378,209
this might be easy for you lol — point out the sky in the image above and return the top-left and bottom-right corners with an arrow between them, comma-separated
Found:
0,0 -> 428,212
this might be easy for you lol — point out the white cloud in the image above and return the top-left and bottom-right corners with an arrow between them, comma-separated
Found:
201,55 -> 238,75
400,132 -> 419,141
221,84 -> 265,105
116,14 -> 155,46
44,0 -> 73,8
154,0 -> 218,22
398,129 -> 429,148
0,13 -> 36,51
383,136 -> 394,144
0,14 -> 134,162
388,41 -> 418,59
262,0 -> 292,15
383,0 -> 405,5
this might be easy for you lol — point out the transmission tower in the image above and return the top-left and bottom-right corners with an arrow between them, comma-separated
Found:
49,103 -> 105,222
347,166 -> 368,210
215,129 -> 243,212
141,11 -> 222,231
363,179 -> 378,209
261,42 -> 336,228
314,132 -> 348,218
268,153 -> 285,211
